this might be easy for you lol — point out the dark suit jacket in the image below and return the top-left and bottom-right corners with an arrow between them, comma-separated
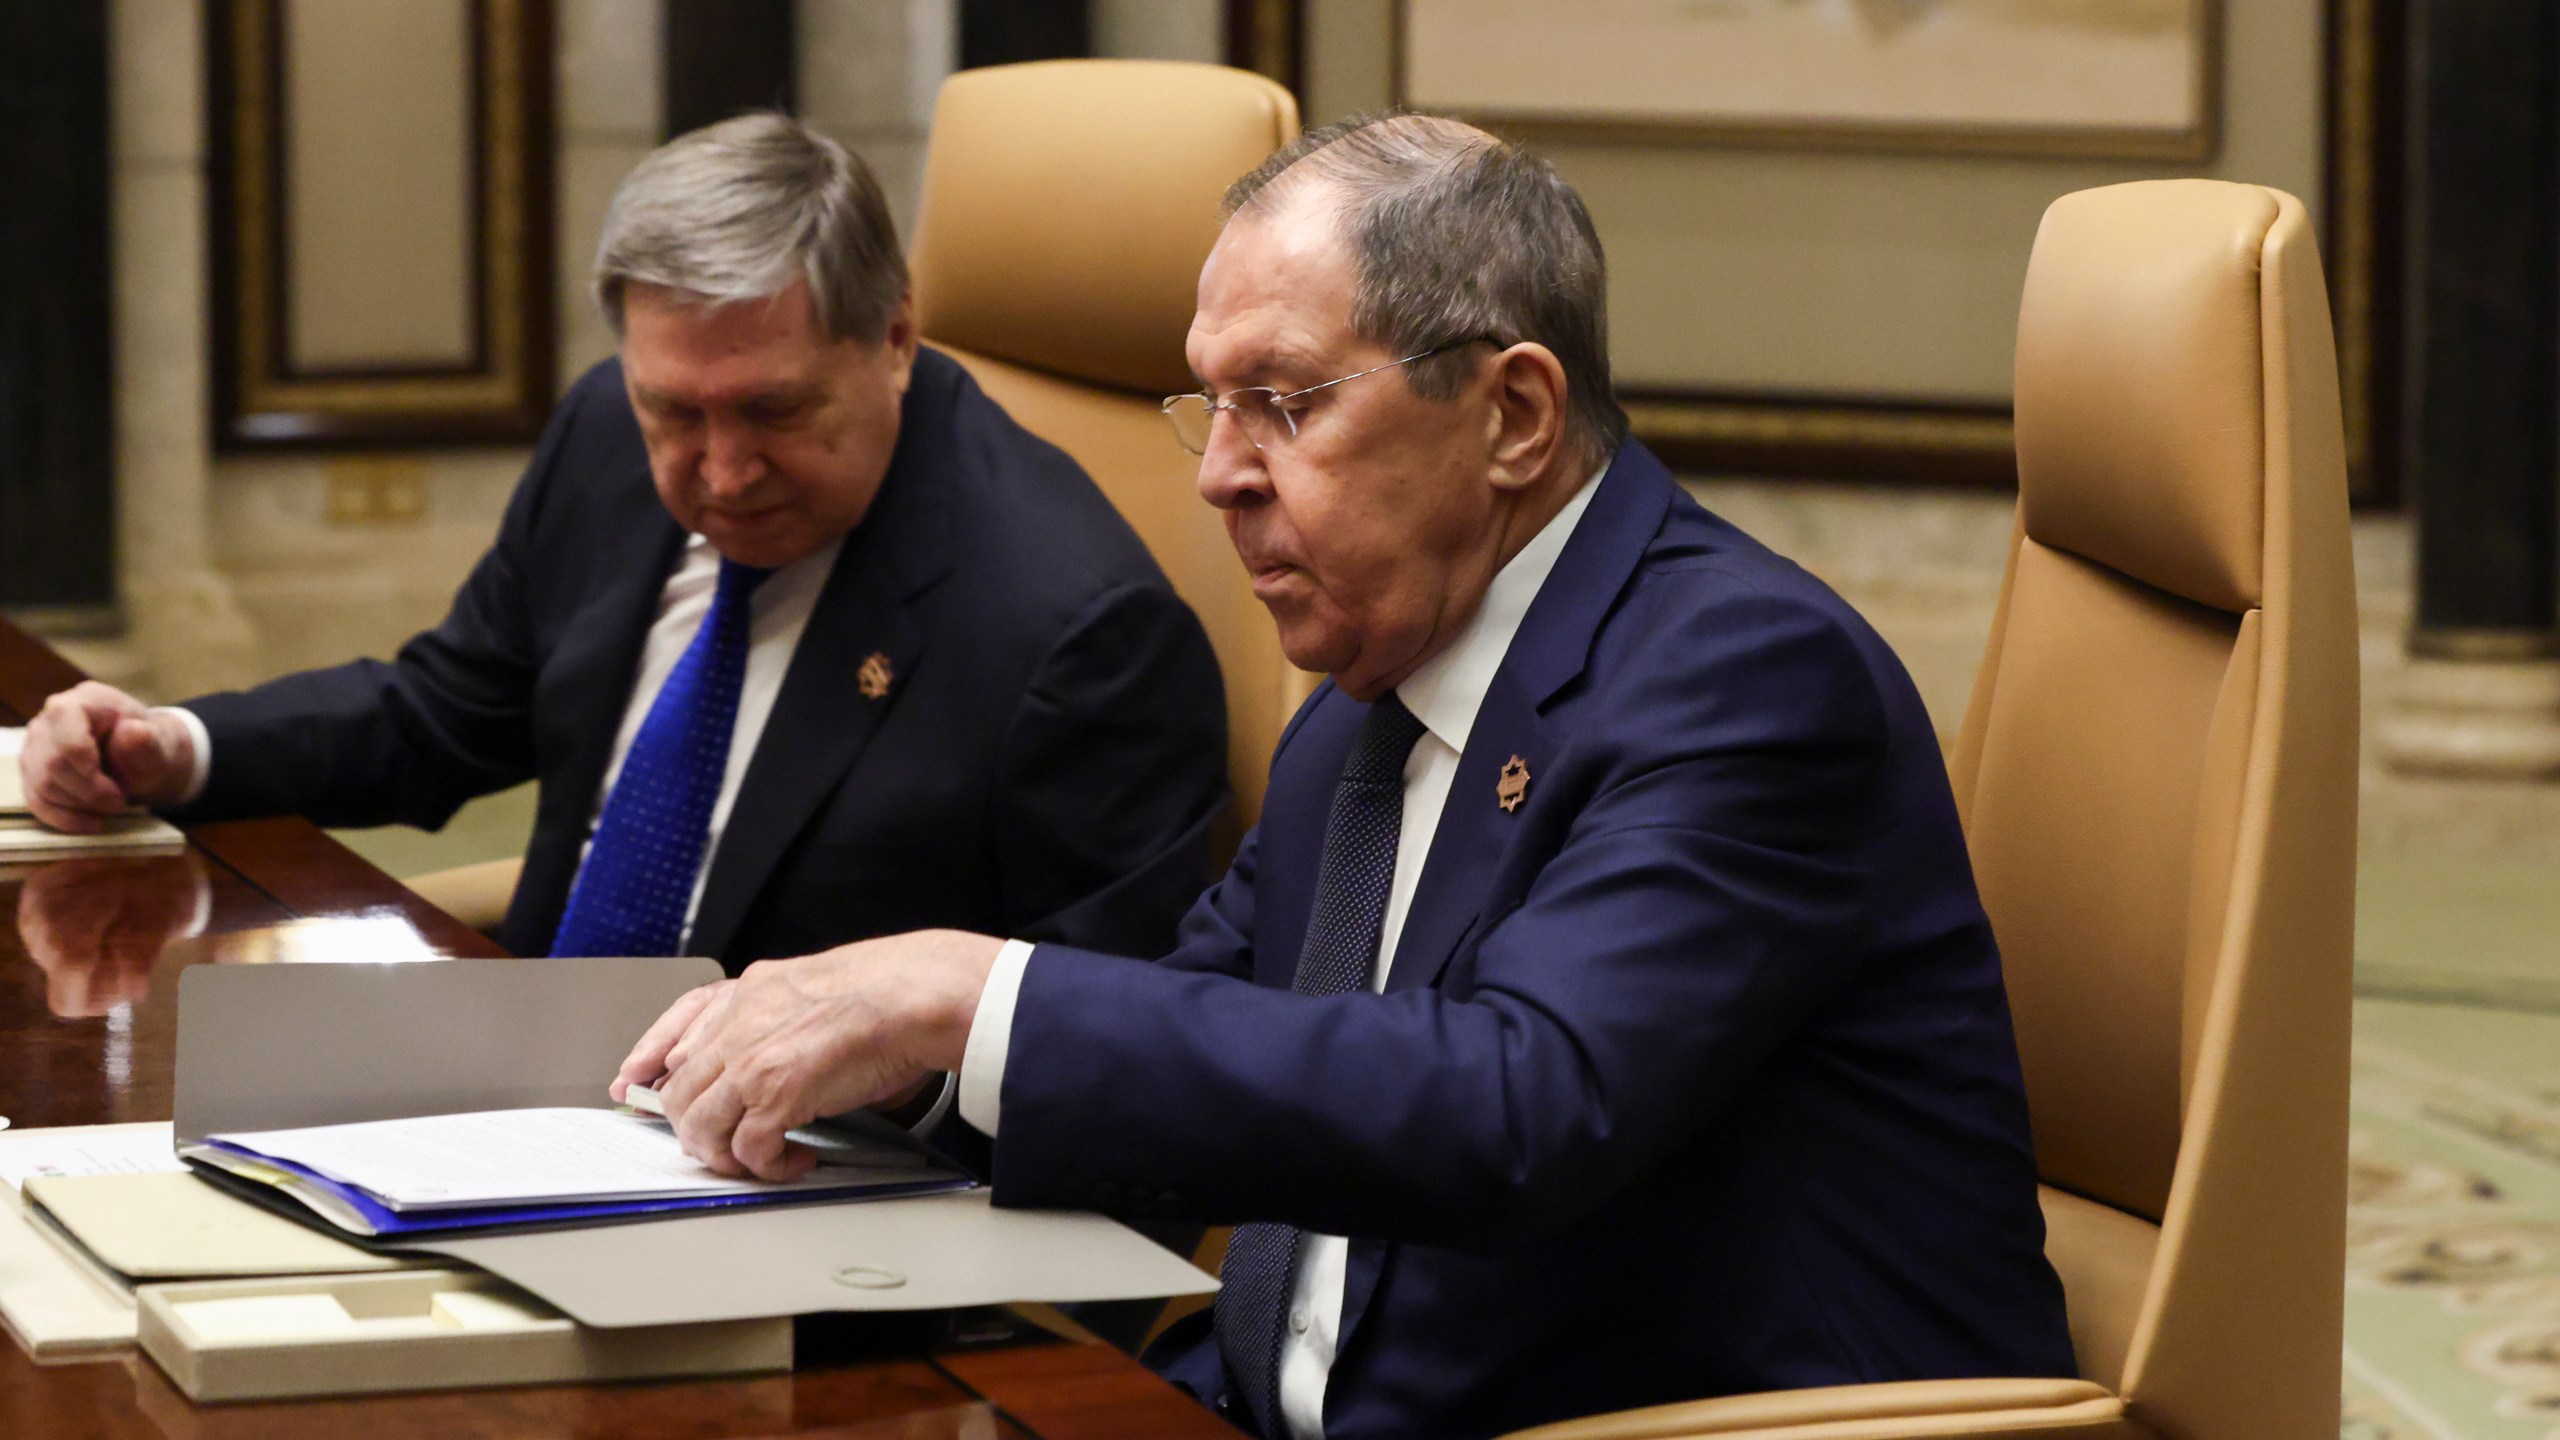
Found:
991,443 -> 2075,1439
177,348 -> 1230,971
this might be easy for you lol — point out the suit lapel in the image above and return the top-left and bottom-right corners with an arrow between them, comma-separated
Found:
683,552 -> 923,960
682,364 -> 962,962
513,485 -> 686,950
1380,670 -> 1551,996
1338,444 -> 1678,1346
1383,446 -> 1677,996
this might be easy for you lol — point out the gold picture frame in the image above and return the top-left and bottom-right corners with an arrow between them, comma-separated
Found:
207,0 -> 555,449
1394,0 -> 2224,165
1233,0 -> 2397,500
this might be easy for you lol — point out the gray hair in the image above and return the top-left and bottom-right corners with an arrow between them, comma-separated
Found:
1223,112 -> 1627,467
593,112 -> 907,343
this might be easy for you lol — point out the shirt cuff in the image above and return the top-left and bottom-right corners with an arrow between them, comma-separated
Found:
905,1071 -> 956,1138
957,938 -> 1037,1136
156,707 -> 212,806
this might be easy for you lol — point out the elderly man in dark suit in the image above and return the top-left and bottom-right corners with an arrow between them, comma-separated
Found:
16,113 -> 1228,979
615,114 -> 2075,1439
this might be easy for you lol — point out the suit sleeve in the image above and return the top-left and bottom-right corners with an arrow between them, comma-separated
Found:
170,383 -> 587,830
989,580 -> 1232,957
989,590 -> 1895,1248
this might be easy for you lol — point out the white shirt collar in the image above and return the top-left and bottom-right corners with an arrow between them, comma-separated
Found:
1394,455 -> 1610,756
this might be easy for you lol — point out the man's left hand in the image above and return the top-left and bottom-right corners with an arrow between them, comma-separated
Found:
612,929 -> 1003,1180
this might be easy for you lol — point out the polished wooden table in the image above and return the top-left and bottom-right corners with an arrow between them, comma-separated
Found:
0,618 -> 1239,1439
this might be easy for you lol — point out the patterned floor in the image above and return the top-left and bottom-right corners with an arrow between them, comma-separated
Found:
2347,999 -> 2560,1439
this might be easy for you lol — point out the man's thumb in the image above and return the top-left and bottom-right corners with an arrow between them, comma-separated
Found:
105,716 -> 177,791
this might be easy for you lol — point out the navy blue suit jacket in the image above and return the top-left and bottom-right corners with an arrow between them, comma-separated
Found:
992,444 -> 2074,1438
177,348 -> 1230,972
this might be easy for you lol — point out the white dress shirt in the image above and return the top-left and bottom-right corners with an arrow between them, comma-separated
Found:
957,462 -> 1606,1440
170,531 -> 842,952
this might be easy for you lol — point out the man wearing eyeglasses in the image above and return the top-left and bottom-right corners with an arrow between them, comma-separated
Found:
619,113 -> 2076,1439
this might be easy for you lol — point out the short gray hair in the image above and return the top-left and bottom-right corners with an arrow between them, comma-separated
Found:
593,112 -> 907,343
1223,113 -> 1627,467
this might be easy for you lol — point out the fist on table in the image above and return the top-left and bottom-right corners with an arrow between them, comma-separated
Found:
17,681 -> 196,833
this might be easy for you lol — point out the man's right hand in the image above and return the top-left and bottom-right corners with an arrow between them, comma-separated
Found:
19,681 -> 196,833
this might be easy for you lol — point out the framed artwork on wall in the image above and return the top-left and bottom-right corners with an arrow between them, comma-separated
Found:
207,0 -> 555,449
1396,0 -> 2222,162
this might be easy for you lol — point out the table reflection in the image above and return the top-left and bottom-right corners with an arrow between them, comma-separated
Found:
15,853 -> 211,1017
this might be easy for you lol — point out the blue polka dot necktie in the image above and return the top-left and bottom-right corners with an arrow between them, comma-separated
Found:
1215,692 -> 1427,1440
551,557 -> 773,958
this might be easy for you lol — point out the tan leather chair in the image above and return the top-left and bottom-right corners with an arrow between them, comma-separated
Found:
406,856 -> 520,938
413,60 -> 1305,936
910,58 -> 1317,836
1507,181 -> 2358,1440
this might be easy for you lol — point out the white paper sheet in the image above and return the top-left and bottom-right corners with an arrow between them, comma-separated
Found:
212,1108 -> 944,1211
0,728 -> 24,814
0,812 -> 185,857
0,1122 -> 185,1195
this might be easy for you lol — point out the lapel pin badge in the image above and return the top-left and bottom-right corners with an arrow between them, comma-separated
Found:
1497,755 -> 1531,813
857,651 -> 894,700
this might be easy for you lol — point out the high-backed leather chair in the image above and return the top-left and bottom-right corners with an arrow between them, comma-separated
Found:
910,59 -> 1315,834
408,855 -> 519,937
1507,181 -> 2358,1440
412,60 -> 1304,933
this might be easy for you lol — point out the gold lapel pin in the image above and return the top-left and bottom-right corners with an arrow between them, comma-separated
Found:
857,651 -> 894,700
1497,755 -> 1531,813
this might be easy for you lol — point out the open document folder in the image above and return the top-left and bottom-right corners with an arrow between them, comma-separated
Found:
170,955 -> 1216,1326
183,1106 -> 971,1238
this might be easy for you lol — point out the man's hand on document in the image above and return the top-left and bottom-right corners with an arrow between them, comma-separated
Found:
612,929 -> 1002,1180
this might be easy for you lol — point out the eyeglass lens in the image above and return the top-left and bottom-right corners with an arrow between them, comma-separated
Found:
1163,390 -> 1294,456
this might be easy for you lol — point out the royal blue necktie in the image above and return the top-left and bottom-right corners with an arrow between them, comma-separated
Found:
551,557 -> 772,957
1216,693 -> 1427,1439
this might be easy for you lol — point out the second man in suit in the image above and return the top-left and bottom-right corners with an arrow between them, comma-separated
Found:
15,113 -> 1230,974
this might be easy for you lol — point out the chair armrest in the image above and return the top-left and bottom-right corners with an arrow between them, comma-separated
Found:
405,856 -> 523,937
1501,1377 -> 2128,1440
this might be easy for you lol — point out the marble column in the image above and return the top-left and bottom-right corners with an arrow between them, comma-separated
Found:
557,0 -> 667,386
105,0 -> 257,699
798,0 -> 957,243
2380,0 -> 2560,777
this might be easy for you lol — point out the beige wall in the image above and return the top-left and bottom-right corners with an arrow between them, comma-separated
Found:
1094,0 -> 1224,62
1305,0 -> 2324,401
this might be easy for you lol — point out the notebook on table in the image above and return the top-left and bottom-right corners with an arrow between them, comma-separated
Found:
0,727 -> 186,856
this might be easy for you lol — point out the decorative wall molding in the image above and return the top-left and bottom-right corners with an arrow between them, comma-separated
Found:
1234,0 -> 2401,503
207,0 -> 556,449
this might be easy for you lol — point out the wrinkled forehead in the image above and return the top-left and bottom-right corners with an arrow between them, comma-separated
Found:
1187,198 -> 1367,385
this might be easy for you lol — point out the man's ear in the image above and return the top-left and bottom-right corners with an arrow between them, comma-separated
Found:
1484,342 -> 1570,492
877,295 -> 921,395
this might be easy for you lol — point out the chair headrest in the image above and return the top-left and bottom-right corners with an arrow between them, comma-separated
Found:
2013,179 -> 2283,614
911,60 -> 1299,397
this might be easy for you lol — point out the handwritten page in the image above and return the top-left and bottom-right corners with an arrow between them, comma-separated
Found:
0,1123 -> 187,1194
212,1108 -> 936,1211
